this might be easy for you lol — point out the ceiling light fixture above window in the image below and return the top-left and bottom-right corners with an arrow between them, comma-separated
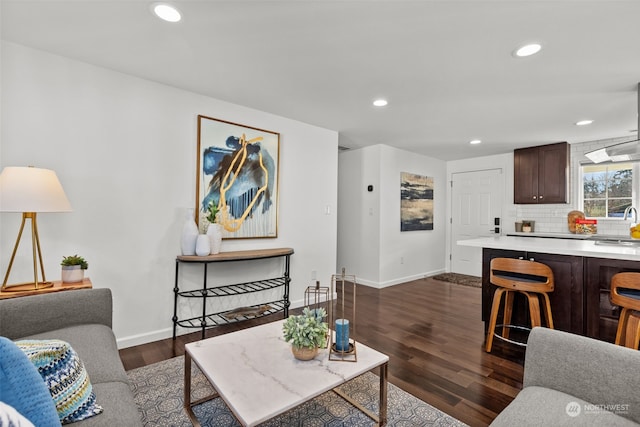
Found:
575,120 -> 594,126
469,139 -> 482,145
513,43 -> 542,57
373,99 -> 388,107
152,3 -> 182,22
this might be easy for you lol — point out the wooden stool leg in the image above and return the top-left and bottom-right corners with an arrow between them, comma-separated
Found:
502,290 -> 514,339
624,312 -> 640,349
616,307 -> 631,346
524,292 -> 542,328
486,288 -> 507,353
541,293 -> 554,329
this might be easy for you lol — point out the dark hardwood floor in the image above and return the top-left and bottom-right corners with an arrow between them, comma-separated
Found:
119,277 -> 524,427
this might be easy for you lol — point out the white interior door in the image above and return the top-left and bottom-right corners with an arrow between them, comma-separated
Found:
451,169 -> 503,276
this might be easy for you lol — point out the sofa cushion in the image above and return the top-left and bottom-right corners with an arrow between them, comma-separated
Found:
490,386 -> 637,427
77,382 -> 142,427
21,324 -> 128,385
16,339 -> 103,424
0,337 -> 59,427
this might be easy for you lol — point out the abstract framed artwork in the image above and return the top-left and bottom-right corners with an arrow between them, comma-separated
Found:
400,172 -> 434,231
196,115 -> 280,239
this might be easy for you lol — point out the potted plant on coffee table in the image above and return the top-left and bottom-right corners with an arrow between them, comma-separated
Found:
283,307 -> 328,361
61,254 -> 88,283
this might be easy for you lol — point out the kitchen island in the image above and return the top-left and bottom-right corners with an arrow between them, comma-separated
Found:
458,235 -> 640,343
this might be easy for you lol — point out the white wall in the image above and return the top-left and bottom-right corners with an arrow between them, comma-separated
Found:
1,41 -> 339,348
337,144 -> 447,287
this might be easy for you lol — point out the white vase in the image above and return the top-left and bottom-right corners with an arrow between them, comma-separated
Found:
207,223 -> 223,254
195,234 -> 211,256
181,208 -> 199,255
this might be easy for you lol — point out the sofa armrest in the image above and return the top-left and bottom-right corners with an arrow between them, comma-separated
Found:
524,327 -> 640,424
0,288 -> 112,339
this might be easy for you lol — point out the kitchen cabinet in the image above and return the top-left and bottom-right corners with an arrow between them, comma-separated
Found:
482,248 -> 584,335
514,141 -> 568,204
584,257 -> 640,343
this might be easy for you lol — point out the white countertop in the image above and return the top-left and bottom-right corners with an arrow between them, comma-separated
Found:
458,235 -> 640,261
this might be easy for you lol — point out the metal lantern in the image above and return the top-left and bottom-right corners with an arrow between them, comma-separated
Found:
304,280 -> 331,348
329,268 -> 357,362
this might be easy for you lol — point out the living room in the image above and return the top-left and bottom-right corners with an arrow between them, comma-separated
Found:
2,2 -> 640,426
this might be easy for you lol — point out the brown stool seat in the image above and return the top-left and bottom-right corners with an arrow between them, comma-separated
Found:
485,257 -> 554,353
610,272 -> 640,349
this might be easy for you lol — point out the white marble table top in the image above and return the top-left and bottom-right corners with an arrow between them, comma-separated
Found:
185,319 -> 389,426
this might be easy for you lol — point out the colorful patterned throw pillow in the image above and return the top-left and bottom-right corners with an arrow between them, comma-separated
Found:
16,339 -> 103,424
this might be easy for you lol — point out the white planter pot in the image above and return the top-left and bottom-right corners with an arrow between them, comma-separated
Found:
207,223 -> 223,255
61,266 -> 85,283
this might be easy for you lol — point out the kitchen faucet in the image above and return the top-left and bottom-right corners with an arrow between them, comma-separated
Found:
624,206 -> 638,223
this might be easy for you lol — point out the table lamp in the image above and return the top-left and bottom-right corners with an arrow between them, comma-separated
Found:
0,166 -> 72,291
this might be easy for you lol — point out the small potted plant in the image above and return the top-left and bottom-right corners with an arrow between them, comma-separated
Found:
61,254 -> 88,283
283,307 -> 329,360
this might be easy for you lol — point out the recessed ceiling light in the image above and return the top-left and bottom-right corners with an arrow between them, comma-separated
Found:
373,99 -> 388,107
514,43 -> 542,57
575,120 -> 594,126
152,3 -> 181,22
469,139 -> 482,145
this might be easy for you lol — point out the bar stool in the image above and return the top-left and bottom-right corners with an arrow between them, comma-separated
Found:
485,257 -> 554,353
610,272 -> 640,349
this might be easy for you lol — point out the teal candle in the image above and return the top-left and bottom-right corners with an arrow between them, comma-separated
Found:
335,319 -> 350,351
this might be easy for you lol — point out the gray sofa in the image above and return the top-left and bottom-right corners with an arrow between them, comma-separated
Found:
0,288 -> 142,426
491,327 -> 640,426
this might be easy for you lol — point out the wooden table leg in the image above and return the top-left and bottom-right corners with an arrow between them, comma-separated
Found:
379,362 -> 388,426
184,351 -> 201,427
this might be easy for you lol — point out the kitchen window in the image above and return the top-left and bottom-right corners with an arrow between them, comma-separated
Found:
581,162 -> 637,218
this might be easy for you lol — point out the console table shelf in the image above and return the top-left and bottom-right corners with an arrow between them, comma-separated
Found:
173,248 -> 293,339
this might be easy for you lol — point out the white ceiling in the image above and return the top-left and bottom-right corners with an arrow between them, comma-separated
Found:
2,0 -> 640,160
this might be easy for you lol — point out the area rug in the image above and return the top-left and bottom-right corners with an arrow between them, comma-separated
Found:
431,273 -> 482,288
127,356 -> 468,426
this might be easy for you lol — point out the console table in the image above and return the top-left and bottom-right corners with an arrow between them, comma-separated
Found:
172,248 -> 293,339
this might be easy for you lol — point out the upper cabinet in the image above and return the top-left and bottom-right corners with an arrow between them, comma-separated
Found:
514,141 -> 569,204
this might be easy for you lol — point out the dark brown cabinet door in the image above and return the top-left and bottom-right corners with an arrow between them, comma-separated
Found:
513,146 -> 539,204
527,251 -> 583,334
514,142 -> 568,204
584,257 -> 640,343
482,249 -> 584,335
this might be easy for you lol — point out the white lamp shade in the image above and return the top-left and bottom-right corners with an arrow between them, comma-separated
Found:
0,166 -> 72,212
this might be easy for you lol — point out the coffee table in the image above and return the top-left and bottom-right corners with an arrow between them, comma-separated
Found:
184,319 -> 389,426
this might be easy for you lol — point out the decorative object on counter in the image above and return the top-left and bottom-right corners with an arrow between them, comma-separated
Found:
567,210 -> 586,233
575,218 -> 597,234
304,280 -> 331,347
205,201 -> 223,254
180,208 -> 199,256
283,306 -> 328,361
195,234 -> 210,256
514,221 -> 523,232
60,255 -> 88,283
0,166 -> 73,292
330,268 -> 357,361
624,206 -> 639,239
521,220 -> 535,233
196,115 -> 280,239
